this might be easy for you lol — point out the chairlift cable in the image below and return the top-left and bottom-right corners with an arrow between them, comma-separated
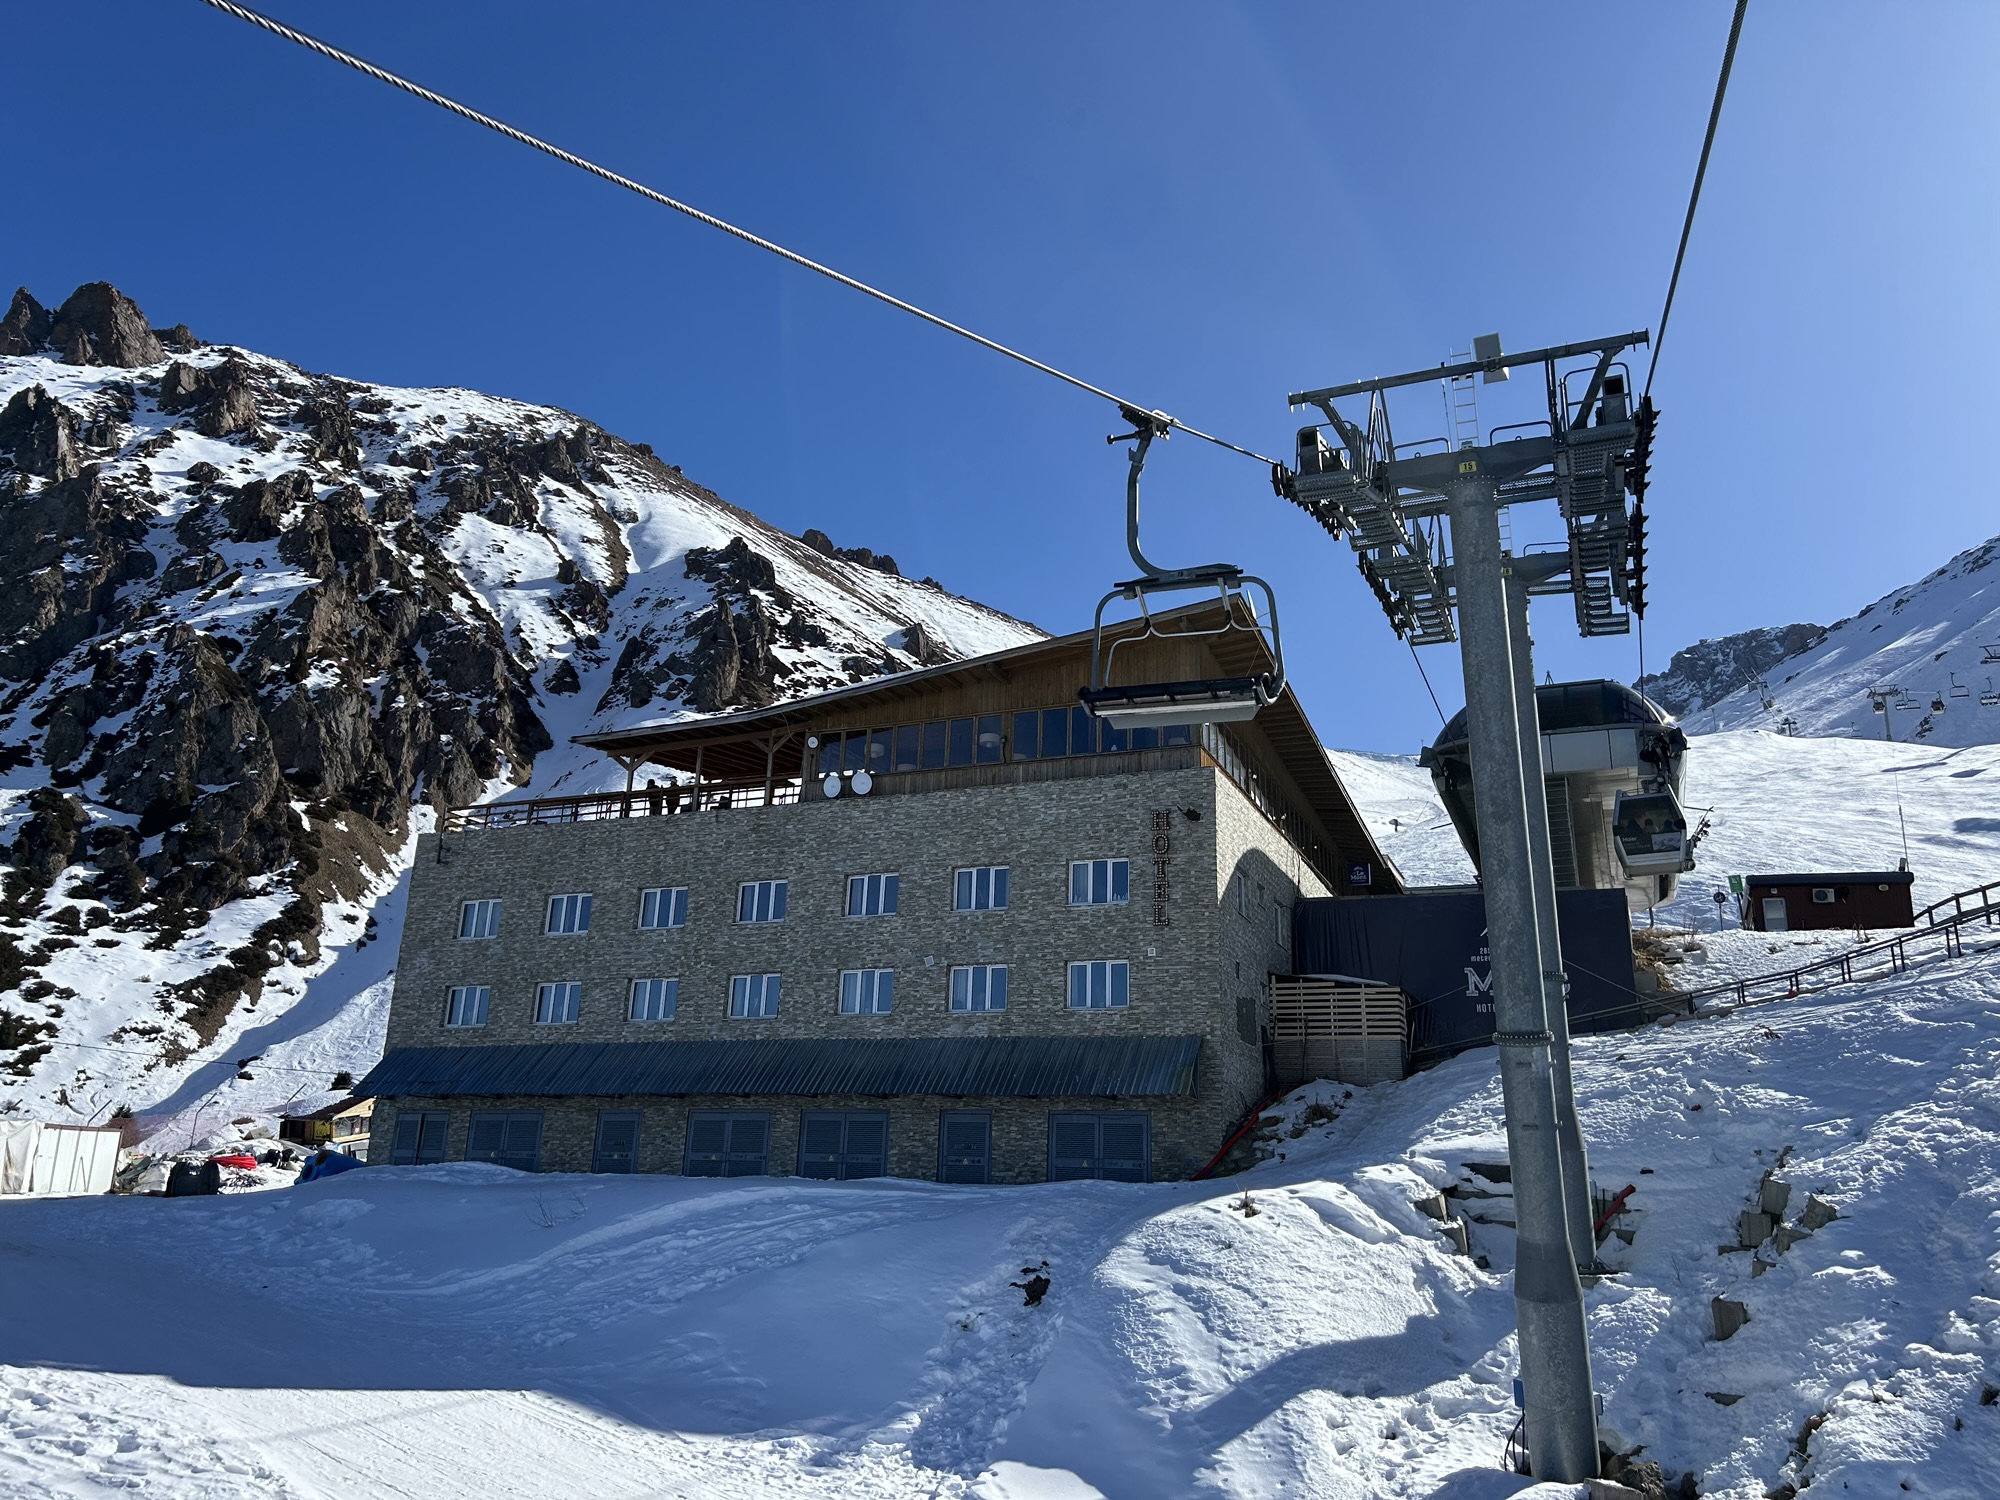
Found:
191,0 -> 1278,466
1407,640 -> 1447,726
1645,0 -> 1750,401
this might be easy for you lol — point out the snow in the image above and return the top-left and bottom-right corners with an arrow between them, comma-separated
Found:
1681,532 -> 2000,749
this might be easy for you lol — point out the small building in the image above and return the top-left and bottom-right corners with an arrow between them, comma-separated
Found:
360,611 -> 1397,1182
330,1097 -> 374,1159
1744,871 -> 1915,933
278,1101 -> 341,1147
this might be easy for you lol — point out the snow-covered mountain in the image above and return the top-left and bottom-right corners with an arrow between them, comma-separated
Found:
1658,532 -> 2000,746
0,281 -> 1040,1129
1635,621 -> 1825,719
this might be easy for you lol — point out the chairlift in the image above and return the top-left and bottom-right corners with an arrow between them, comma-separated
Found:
1895,692 -> 1919,712
1931,693 -> 1948,715
1949,672 -> 1971,700
1610,788 -> 1694,877
1980,677 -> 1999,709
1982,643 -> 2000,665
1080,408 -> 1284,730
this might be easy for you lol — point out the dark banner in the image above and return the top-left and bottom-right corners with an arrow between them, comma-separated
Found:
1293,888 -> 1640,1061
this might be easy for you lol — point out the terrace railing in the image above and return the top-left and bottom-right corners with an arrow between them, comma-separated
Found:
443,777 -> 800,831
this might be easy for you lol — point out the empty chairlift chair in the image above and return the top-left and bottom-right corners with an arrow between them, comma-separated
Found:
1079,409 -> 1285,729
1610,788 -> 1693,877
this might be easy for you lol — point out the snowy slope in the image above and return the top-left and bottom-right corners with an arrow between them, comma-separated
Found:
1675,532 -> 2000,747
0,282 -> 1040,1138
5,941 -> 1999,1498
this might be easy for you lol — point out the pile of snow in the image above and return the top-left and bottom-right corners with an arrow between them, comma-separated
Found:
5,941 -> 1999,1497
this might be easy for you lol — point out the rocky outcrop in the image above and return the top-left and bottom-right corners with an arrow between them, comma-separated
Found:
159,356 -> 261,438
801,526 -> 899,576
1637,622 -> 1827,718
0,290 -> 54,358
45,283 -> 164,369
0,385 -> 81,482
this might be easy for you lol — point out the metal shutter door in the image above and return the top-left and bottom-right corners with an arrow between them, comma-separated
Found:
501,1114 -> 543,1172
416,1112 -> 448,1164
798,1113 -> 846,1179
938,1112 -> 990,1184
391,1111 -> 422,1165
1047,1114 -> 1100,1181
685,1113 -> 729,1176
723,1113 -> 769,1177
840,1113 -> 889,1180
466,1112 -> 507,1162
592,1112 -> 640,1174
1097,1115 -> 1150,1182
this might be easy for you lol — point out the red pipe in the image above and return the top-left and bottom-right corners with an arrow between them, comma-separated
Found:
1593,1182 -> 1637,1237
1192,1085 -> 1293,1180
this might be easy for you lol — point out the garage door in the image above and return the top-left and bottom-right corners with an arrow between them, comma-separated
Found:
1047,1112 -> 1151,1182
685,1111 -> 770,1177
799,1111 -> 889,1180
938,1111 -> 991,1184
466,1111 -> 544,1171
592,1111 -> 641,1174
389,1109 -> 449,1166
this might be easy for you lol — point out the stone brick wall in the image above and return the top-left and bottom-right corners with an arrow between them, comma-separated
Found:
376,759 -> 1325,1178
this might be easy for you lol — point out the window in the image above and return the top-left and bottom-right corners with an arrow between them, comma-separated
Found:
799,1110 -> 889,1180
546,892 -> 592,935
949,964 -> 1007,1012
954,866 -> 1009,911
639,886 -> 688,929
894,723 -> 920,772
629,977 -> 678,1021
737,880 -> 788,923
847,873 -> 899,917
1276,902 -> 1291,948
730,973 -> 782,1018
1069,859 -> 1130,906
1068,960 -> 1130,1010
1048,1111 -> 1151,1182
1236,873 -> 1249,917
444,985 -> 490,1028
685,1111 -> 769,1176
921,720 -> 947,769
839,969 -> 894,1014
389,1109 -> 448,1166
534,981 -> 581,1024
466,1111 -> 543,1171
458,899 -> 501,940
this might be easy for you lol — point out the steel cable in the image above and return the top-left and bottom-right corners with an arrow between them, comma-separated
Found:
192,0 -> 1278,464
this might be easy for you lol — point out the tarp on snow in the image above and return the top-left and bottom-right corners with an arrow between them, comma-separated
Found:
0,1122 -> 121,1196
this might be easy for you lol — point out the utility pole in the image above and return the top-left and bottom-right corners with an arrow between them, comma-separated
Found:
1282,330 -> 1653,1483
1868,687 -> 1898,743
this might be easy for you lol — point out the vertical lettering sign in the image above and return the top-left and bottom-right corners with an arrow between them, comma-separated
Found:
1151,809 -> 1172,927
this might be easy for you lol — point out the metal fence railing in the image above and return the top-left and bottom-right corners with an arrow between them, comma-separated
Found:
444,778 -> 801,831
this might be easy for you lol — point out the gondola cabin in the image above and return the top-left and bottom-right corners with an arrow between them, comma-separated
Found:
1421,679 -> 1691,911
1743,872 -> 1915,933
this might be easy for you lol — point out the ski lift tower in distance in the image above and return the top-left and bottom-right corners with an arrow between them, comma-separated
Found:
1280,329 -> 1653,1485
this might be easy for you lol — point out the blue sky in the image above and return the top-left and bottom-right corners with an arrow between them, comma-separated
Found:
7,2 -> 1996,753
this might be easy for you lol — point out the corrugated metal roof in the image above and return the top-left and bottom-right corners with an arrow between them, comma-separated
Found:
357,1034 -> 1203,1102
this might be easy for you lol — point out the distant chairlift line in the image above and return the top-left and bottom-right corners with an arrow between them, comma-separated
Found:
1079,407 -> 1285,730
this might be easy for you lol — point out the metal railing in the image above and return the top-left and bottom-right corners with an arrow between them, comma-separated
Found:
444,777 -> 801,831
1680,878 -> 2000,1012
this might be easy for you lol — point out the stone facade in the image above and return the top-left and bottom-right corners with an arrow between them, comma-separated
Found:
370,759 -> 1331,1179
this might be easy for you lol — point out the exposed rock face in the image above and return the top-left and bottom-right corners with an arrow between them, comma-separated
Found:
46,283 -> 164,368
0,279 -> 1041,1107
801,526 -> 899,577
1637,622 -> 1827,718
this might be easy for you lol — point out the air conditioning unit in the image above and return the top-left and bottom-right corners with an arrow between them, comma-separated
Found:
1812,888 -> 1836,904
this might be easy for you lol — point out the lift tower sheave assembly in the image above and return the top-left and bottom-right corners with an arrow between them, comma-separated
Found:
1279,331 -> 1654,1484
